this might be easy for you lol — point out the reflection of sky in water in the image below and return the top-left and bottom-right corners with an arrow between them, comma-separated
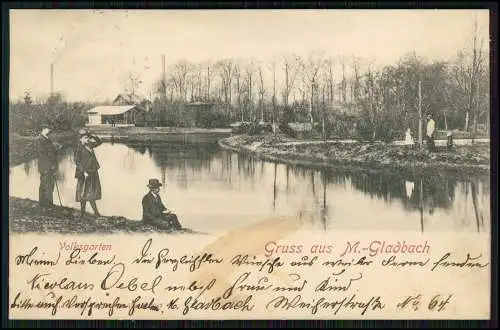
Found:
9,142 -> 491,235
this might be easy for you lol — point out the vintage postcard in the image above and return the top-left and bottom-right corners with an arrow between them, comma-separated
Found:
8,9 -> 492,320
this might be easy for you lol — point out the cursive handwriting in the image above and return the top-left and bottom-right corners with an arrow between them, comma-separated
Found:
183,294 -> 254,316
15,247 -> 60,267
315,272 -> 363,292
431,253 -> 489,271
27,273 -> 95,291
65,248 -> 116,266
100,263 -> 162,294
396,293 -> 453,312
129,296 -> 162,316
322,256 -> 373,273
223,272 -> 272,298
231,254 -> 284,273
10,291 -> 129,316
131,238 -> 223,272
266,294 -> 385,315
381,255 -> 430,267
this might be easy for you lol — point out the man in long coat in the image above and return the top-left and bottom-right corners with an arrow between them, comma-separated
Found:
142,179 -> 182,230
36,124 -> 58,207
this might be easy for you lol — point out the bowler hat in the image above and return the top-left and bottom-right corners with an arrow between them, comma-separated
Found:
147,179 -> 162,188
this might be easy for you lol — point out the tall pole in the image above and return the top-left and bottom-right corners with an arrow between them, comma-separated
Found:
50,62 -> 54,96
420,178 -> 424,232
162,54 -> 166,99
162,54 -> 166,127
207,66 -> 210,102
418,80 -> 422,149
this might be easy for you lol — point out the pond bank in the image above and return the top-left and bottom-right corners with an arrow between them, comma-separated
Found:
8,134 -> 196,235
86,126 -> 231,142
219,134 -> 490,178
9,197 -> 197,235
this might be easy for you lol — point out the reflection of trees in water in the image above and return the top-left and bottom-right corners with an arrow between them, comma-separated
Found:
55,149 -> 75,183
125,141 -> 219,189
95,142 -> 488,230
23,161 -> 32,176
318,169 -> 464,214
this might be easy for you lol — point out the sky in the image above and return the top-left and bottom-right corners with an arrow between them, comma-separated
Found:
9,9 -> 490,103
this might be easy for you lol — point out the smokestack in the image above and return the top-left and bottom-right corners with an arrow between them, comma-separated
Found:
50,62 -> 54,96
162,54 -> 166,99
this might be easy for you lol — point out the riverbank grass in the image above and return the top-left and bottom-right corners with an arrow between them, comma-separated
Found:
9,197 -> 197,235
220,134 -> 490,176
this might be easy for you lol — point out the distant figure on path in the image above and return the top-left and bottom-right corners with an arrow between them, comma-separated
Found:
404,128 -> 414,147
74,131 -> 104,218
426,114 -> 436,152
36,124 -> 61,208
142,179 -> 182,231
446,131 -> 454,151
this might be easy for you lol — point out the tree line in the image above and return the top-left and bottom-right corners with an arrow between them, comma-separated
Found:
10,20 -> 489,141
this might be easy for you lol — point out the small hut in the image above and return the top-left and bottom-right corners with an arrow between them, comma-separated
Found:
87,105 -> 144,126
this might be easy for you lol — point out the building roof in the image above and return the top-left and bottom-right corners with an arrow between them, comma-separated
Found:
87,105 -> 136,116
113,93 -> 150,105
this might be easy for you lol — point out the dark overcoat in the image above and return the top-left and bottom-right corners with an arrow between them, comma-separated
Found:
36,134 -> 57,173
74,136 -> 102,202
142,192 -> 182,230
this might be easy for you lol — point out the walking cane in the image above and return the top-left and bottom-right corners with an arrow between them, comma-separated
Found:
54,173 -> 63,208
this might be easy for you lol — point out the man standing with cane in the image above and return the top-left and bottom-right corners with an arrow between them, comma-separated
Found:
36,123 -> 61,209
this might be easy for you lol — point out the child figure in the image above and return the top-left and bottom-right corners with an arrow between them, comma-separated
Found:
405,128 -> 414,146
446,131 -> 454,151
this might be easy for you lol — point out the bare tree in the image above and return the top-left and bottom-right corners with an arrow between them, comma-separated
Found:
352,56 -> 362,103
281,53 -> 300,107
257,61 -> 266,123
299,49 -> 326,124
268,57 -> 278,132
216,59 -> 235,116
324,57 -> 336,105
190,63 -> 205,102
168,60 -> 191,101
245,59 -> 256,122
233,61 -> 246,121
200,60 -> 212,102
120,72 -> 142,97
466,15 -> 486,133
339,55 -> 348,104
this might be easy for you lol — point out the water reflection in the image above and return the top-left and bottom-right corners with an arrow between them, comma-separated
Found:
9,141 -> 490,235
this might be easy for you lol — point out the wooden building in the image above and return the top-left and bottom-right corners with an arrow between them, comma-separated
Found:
87,105 -> 144,126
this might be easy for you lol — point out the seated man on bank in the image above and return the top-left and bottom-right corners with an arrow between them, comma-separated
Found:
142,178 -> 182,231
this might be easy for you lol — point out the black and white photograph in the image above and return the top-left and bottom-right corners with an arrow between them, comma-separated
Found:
8,9 -> 490,235
6,8 -> 493,321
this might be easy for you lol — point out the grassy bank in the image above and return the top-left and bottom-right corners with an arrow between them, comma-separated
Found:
219,134 -> 491,178
9,197 -> 196,235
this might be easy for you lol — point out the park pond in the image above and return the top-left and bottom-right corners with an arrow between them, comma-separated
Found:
9,139 -> 490,235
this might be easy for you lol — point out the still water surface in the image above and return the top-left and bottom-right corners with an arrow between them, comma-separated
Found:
9,141 -> 490,235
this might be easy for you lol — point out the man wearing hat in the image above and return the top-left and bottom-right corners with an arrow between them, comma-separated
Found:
142,179 -> 182,231
36,124 -> 60,207
426,113 -> 436,152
